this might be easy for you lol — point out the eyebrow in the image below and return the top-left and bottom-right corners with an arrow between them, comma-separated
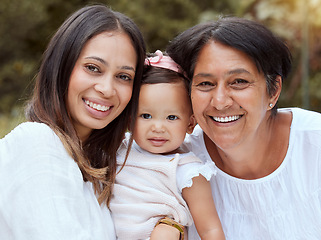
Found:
121,66 -> 136,72
194,68 -> 251,79
226,68 -> 251,75
85,56 -> 136,72
85,56 -> 106,64
193,73 -> 213,79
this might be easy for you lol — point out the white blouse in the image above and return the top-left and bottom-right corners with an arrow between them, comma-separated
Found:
0,122 -> 116,240
183,108 -> 321,240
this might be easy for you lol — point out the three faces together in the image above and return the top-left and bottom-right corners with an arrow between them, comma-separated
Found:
1,3 -> 321,240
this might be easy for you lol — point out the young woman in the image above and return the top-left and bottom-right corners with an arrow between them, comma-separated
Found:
0,5 -> 145,239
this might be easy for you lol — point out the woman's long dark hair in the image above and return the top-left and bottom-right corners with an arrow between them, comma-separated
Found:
25,4 -> 146,205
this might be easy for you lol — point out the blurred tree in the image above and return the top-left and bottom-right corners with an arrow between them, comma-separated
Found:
106,0 -> 201,51
0,0 -> 47,113
248,0 -> 321,112
0,0 -> 107,114
0,0 -> 321,119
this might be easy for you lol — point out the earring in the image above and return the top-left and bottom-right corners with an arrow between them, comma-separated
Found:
269,103 -> 273,108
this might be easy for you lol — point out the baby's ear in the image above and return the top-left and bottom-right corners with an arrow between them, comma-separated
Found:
186,114 -> 197,134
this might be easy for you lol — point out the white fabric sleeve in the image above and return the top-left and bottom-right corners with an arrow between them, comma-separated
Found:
176,159 -> 216,192
0,123 -> 114,240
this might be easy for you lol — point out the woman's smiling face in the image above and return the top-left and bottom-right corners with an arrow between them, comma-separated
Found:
67,31 -> 137,141
191,40 -> 274,150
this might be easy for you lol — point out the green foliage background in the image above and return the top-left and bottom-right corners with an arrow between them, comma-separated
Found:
1,0 -> 321,137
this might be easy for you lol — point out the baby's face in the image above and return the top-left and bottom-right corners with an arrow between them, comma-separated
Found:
133,82 -> 195,154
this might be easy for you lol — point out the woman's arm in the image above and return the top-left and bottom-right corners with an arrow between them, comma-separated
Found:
182,175 -> 225,240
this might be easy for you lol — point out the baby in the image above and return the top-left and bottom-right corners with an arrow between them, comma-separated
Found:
110,51 -> 225,240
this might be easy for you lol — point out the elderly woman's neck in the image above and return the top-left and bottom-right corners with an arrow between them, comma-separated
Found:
204,112 -> 292,179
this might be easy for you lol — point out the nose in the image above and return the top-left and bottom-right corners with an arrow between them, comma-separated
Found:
94,76 -> 116,97
151,120 -> 165,133
211,84 -> 233,110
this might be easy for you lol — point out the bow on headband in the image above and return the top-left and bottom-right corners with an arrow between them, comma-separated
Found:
145,50 -> 183,73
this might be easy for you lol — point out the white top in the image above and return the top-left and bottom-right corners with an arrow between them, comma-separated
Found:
183,108 -> 321,240
0,122 -> 116,240
110,138 -> 216,240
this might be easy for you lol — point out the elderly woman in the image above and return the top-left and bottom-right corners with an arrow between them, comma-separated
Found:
166,17 -> 321,239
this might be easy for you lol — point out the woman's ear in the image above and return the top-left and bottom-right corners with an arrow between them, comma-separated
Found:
186,114 -> 197,134
269,75 -> 282,108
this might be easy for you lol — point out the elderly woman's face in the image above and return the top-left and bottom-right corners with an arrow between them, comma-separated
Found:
191,40 -> 275,150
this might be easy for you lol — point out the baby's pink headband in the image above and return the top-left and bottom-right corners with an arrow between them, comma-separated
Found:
145,50 -> 183,74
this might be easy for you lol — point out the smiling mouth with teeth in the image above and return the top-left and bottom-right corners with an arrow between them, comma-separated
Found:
212,115 -> 241,123
84,99 -> 110,112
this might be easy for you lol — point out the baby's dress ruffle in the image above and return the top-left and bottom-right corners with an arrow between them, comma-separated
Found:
176,157 -> 217,192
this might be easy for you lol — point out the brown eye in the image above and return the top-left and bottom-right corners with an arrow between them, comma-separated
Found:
234,79 -> 248,84
230,79 -> 250,89
167,115 -> 178,120
118,74 -> 133,81
193,81 -> 215,91
141,114 -> 152,119
85,64 -> 100,73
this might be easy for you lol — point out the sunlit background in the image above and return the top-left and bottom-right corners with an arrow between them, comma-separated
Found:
1,0 -> 321,137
